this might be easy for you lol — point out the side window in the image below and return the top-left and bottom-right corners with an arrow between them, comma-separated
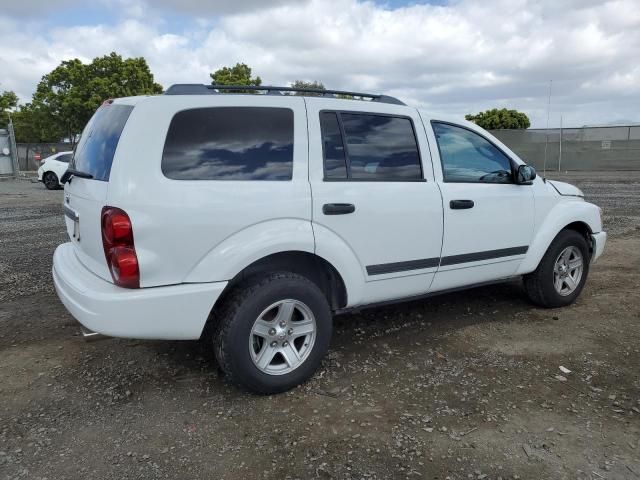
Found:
319,111 -> 422,181
58,154 -> 72,163
162,107 -> 294,180
320,112 -> 347,179
432,122 -> 513,183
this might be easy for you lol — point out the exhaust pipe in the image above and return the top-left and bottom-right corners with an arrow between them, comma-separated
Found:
80,326 -> 108,342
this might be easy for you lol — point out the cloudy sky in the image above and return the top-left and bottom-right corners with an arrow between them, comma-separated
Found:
1,0 -> 639,127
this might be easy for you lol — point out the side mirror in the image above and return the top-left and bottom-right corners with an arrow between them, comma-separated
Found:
516,164 -> 536,185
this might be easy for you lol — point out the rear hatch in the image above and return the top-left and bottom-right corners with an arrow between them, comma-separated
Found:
63,103 -> 134,282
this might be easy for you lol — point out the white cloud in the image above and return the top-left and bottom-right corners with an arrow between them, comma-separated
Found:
0,0 -> 638,126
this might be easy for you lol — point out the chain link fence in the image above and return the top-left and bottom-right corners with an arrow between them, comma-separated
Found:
490,125 -> 640,171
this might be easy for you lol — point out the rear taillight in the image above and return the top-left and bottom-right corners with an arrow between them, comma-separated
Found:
101,207 -> 139,288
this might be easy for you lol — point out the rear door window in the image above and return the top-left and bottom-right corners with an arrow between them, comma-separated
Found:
71,104 -> 133,181
320,112 -> 348,179
319,111 -> 422,181
162,107 -> 294,180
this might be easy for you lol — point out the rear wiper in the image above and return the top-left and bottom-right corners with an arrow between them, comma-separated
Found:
61,168 -> 93,184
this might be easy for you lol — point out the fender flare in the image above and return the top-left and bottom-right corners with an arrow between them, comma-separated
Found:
183,219 -> 364,307
184,218 -> 316,283
517,200 -> 602,274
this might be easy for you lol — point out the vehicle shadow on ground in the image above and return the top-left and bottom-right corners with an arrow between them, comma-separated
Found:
139,279 -> 534,385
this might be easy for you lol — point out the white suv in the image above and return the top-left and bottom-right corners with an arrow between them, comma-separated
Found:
53,85 -> 606,393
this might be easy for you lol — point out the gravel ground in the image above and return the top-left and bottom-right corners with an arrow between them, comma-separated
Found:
0,172 -> 639,480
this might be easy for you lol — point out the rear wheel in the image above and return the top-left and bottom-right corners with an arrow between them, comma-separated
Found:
523,229 -> 590,308
212,272 -> 332,394
43,172 -> 59,190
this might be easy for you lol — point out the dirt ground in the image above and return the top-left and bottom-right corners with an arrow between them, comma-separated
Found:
0,172 -> 638,480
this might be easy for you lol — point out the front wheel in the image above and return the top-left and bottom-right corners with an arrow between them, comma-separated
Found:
212,272 -> 332,394
523,229 -> 590,308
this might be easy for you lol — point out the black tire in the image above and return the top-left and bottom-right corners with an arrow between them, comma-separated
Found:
43,172 -> 59,190
523,229 -> 590,308
212,272 -> 332,394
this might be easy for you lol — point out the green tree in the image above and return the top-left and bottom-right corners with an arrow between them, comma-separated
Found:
210,63 -> 261,92
11,104 -> 62,143
0,90 -> 19,127
290,80 -> 325,96
465,108 -> 530,129
30,52 -> 163,141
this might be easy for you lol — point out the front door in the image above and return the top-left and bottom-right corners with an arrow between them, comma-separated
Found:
427,120 -> 535,292
306,98 -> 444,307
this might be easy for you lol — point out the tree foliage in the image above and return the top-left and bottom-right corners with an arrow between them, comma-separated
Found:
0,90 -> 19,127
10,104 -> 56,143
465,108 -> 530,129
27,52 -> 162,142
290,80 -> 325,96
210,63 -> 261,92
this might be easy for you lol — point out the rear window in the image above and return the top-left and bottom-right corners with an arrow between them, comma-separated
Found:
162,107 -> 294,181
71,104 -> 133,181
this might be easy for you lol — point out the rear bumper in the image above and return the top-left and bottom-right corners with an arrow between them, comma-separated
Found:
591,231 -> 606,263
52,242 -> 227,340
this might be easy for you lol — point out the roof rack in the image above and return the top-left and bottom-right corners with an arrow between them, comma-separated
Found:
164,84 -> 406,106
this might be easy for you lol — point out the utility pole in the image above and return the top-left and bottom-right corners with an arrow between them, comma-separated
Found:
543,80 -> 552,175
558,115 -> 563,172
7,114 -> 20,178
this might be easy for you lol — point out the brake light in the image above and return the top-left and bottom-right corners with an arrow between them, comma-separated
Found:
101,207 -> 139,288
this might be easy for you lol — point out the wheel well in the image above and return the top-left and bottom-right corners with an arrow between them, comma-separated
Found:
223,251 -> 348,310
562,221 -> 593,255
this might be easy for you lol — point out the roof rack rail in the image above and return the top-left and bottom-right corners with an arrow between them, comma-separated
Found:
164,84 -> 406,106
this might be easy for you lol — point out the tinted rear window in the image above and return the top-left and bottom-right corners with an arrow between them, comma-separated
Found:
162,107 -> 294,180
341,113 -> 422,180
319,111 -> 422,181
72,104 -> 133,181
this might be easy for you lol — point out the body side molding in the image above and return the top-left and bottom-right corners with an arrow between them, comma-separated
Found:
366,246 -> 529,276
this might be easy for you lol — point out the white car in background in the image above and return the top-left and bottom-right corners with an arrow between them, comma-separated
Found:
37,151 -> 73,189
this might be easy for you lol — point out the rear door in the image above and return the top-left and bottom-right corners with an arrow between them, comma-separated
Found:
306,98 -> 444,307
63,103 -> 134,281
426,120 -> 535,291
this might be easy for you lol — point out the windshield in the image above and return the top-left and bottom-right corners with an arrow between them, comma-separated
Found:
71,104 -> 133,181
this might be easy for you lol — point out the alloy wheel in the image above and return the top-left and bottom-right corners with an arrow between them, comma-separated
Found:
553,246 -> 584,296
249,299 -> 317,375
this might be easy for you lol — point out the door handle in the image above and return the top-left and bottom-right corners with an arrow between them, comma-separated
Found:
450,199 -> 474,209
323,203 -> 356,215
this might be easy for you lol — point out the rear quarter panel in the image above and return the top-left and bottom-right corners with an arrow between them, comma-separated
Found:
107,95 -> 313,287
